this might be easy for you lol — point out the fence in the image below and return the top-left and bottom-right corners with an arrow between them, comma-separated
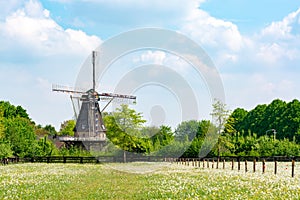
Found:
175,156 -> 299,178
1,155 -> 168,165
1,156 -> 299,177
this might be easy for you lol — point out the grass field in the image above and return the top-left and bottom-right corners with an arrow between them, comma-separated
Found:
0,162 -> 299,199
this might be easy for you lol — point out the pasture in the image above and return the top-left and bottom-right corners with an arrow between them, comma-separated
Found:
0,162 -> 299,199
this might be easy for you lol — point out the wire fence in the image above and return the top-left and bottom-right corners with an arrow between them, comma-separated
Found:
1,156 -> 299,178
175,156 -> 300,178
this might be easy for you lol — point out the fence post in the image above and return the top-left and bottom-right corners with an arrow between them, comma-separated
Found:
238,157 -> 241,171
231,159 -> 234,170
212,159 -> 214,168
245,160 -> 248,173
262,159 -> 266,174
203,159 -> 205,168
292,159 -> 295,178
217,158 -> 219,169
223,159 -> 225,169
207,159 -> 209,168
253,159 -> 256,173
274,159 -> 277,175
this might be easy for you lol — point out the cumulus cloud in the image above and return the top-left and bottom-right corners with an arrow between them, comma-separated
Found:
261,8 -> 300,40
0,0 -> 101,57
139,51 -> 166,65
255,8 -> 300,66
181,9 -> 246,52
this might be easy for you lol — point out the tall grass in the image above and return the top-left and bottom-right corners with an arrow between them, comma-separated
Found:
0,162 -> 299,199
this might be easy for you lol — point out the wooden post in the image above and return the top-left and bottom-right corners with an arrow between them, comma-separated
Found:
262,159 -> 266,174
80,157 -> 83,164
207,159 -> 209,168
223,159 -> 225,169
203,159 -> 205,168
123,151 -> 126,163
231,159 -> 234,170
253,159 -> 256,173
245,160 -> 248,173
212,159 -> 214,168
63,157 -> 66,164
274,160 -> 277,175
292,159 -> 295,178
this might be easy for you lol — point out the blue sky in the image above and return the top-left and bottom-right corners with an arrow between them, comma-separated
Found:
0,0 -> 300,129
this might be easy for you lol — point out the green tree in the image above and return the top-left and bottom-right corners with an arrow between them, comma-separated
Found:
174,120 -> 199,141
0,101 -> 30,120
104,105 -> 149,154
3,117 -> 38,157
210,99 -> 230,157
44,125 -> 57,136
224,108 -> 248,134
58,120 -> 76,136
112,104 -> 146,136
0,142 -> 13,159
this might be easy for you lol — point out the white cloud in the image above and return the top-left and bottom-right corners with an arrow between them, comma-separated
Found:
261,8 -> 300,40
139,51 -> 166,65
181,9 -> 246,52
0,0 -> 101,56
255,42 -> 299,66
0,0 -> 103,129
255,8 -> 300,66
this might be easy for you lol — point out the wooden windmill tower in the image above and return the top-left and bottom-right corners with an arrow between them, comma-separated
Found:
53,51 -> 136,149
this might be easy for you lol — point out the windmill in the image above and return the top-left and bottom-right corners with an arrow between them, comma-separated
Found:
53,51 -> 136,149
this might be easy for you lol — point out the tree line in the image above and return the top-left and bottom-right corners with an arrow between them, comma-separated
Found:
0,99 -> 300,159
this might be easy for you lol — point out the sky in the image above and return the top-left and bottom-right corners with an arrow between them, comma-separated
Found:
0,0 -> 300,130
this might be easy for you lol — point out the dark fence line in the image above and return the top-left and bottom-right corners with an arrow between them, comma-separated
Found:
1,155 -> 170,165
1,155 -> 299,164
176,156 -> 299,178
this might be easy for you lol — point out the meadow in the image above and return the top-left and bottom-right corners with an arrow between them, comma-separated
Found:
0,162 -> 299,199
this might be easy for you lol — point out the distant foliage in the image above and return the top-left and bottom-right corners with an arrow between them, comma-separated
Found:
0,101 -> 58,158
58,120 -> 76,136
1,99 -> 300,158
225,99 -> 300,141
0,101 -> 30,120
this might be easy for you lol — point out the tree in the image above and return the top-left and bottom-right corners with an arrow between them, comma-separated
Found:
211,99 -> 230,134
3,117 -> 38,157
104,105 -> 149,155
58,120 -> 76,136
210,99 -> 230,157
44,125 -> 57,136
0,101 -> 30,120
0,142 -> 13,159
224,108 -> 248,134
112,104 -> 146,136
174,120 -> 199,141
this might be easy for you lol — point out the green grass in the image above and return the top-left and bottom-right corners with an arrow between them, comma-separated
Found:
0,162 -> 299,199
